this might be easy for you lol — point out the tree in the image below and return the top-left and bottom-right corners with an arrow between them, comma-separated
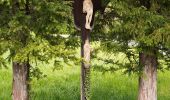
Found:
91,0 -> 170,100
0,0 -> 77,99
11,0 -> 30,99
137,1 -> 170,99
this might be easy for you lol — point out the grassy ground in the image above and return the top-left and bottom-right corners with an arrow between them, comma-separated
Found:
0,65 -> 170,100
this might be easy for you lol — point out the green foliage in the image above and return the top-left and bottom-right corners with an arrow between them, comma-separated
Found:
0,0 -> 79,70
91,0 -> 170,73
0,0 -> 169,75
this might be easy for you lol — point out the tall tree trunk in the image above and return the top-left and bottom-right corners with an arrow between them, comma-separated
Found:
11,0 -> 31,100
81,28 -> 91,100
138,51 -> 157,100
12,62 -> 30,100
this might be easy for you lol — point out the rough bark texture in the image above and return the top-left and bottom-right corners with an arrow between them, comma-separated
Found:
12,62 -> 30,100
138,52 -> 157,100
11,0 -> 30,100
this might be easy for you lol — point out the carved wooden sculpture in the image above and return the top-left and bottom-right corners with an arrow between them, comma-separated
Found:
73,0 -> 109,30
83,0 -> 93,30
73,0 -> 109,100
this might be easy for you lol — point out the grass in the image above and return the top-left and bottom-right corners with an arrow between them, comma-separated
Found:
0,65 -> 170,100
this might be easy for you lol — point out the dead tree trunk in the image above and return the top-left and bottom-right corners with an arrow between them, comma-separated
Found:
73,0 -> 109,99
81,27 -> 91,100
138,52 -> 157,100
73,0 -> 91,99
12,62 -> 30,100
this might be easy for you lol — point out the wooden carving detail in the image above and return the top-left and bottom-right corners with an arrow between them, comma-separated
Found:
83,0 -> 93,30
73,0 -> 108,30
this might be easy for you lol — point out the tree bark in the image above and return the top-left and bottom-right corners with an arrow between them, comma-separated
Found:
11,0 -> 30,100
12,62 -> 30,100
81,28 -> 91,100
138,52 -> 157,100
